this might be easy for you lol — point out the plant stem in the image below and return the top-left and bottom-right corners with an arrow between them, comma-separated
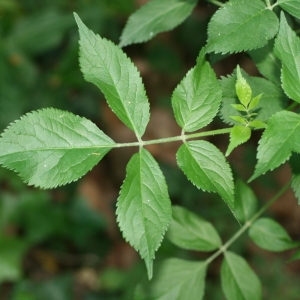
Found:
206,0 -> 223,7
286,102 -> 299,112
205,181 -> 291,265
113,128 -> 232,148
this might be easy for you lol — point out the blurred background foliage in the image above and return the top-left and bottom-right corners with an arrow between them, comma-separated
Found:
0,0 -> 299,299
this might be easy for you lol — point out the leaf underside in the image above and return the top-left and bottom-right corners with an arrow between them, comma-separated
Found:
0,108 -> 115,188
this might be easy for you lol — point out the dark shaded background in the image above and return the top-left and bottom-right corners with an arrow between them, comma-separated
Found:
0,0 -> 299,299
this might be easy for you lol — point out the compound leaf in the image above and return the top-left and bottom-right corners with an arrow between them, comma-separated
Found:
274,12 -> 300,104
226,125 -> 251,157
206,0 -> 278,54
234,179 -> 257,223
74,13 -> 150,138
235,66 -> 252,107
119,0 -> 198,47
221,251 -> 262,300
279,0 -> 300,19
0,108 -> 115,188
117,148 -> 172,280
172,49 -> 222,132
177,140 -> 234,209
135,258 -> 207,300
166,205 -> 222,251
249,111 -> 300,182
249,218 -> 299,251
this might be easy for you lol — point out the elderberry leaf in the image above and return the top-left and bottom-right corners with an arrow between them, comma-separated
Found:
274,12 -> 300,104
234,179 -> 257,223
249,218 -> 299,251
177,140 -> 234,209
249,111 -> 300,182
117,149 -> 172,280
226,125 -> 251,156
248,40 -> 281,85
0,109 -> 115,188
206,0 -> 278,54
74,13 -> 150,138
279,0 -> 300,19
119,0 -> 198,47
221,251 -> 262,300
219,71 -> 287,126
171,49 -> 222,132
166,205 -> 222,251
135,258 -> 207,300
289,153 -> 300,204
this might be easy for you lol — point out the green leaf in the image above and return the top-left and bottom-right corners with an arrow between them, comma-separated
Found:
248,120 -> 267,129
288,249 -> 300,262
229,116 -> 247,124
289,153 -> 300,204
0,235 -> 29,283
236,66 -> 252,107
166,205 -> 222,251
248,94 -> 262,111
226,125 -> 251,156
171,49 -> 222,132
234,179 -> 257,223
249,111 -> 300,182
221,251 -> 262,300
279,0 -> 300,19
74,13 -> 150,138
231,104 -> 247,112
248,40 -> 281,85
220,71 -> 287,126
249,218 -> 299,251
116,148 -> 172,279
206,0 -> 279,54
177,140 -> 234,209
0,109 -> 115,188
274,12 -> 300,104
135,258 -> 207,300
119,0 -> 198,47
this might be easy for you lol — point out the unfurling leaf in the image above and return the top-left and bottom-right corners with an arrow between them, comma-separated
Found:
177,140 -> 234,209
117,149 -> 172,279
236,65 -> 252,107
171,49 -> 222,132
226,125 -> 251,156
74,13 -> 150,138
0,108 -> 115,188
167,205 -> 222,251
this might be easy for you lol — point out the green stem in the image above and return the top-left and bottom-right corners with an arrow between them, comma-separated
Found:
206,0 -> 223,7
113,128 -> 232,148
205,181 -> 291,265
286,102 -> 299,112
